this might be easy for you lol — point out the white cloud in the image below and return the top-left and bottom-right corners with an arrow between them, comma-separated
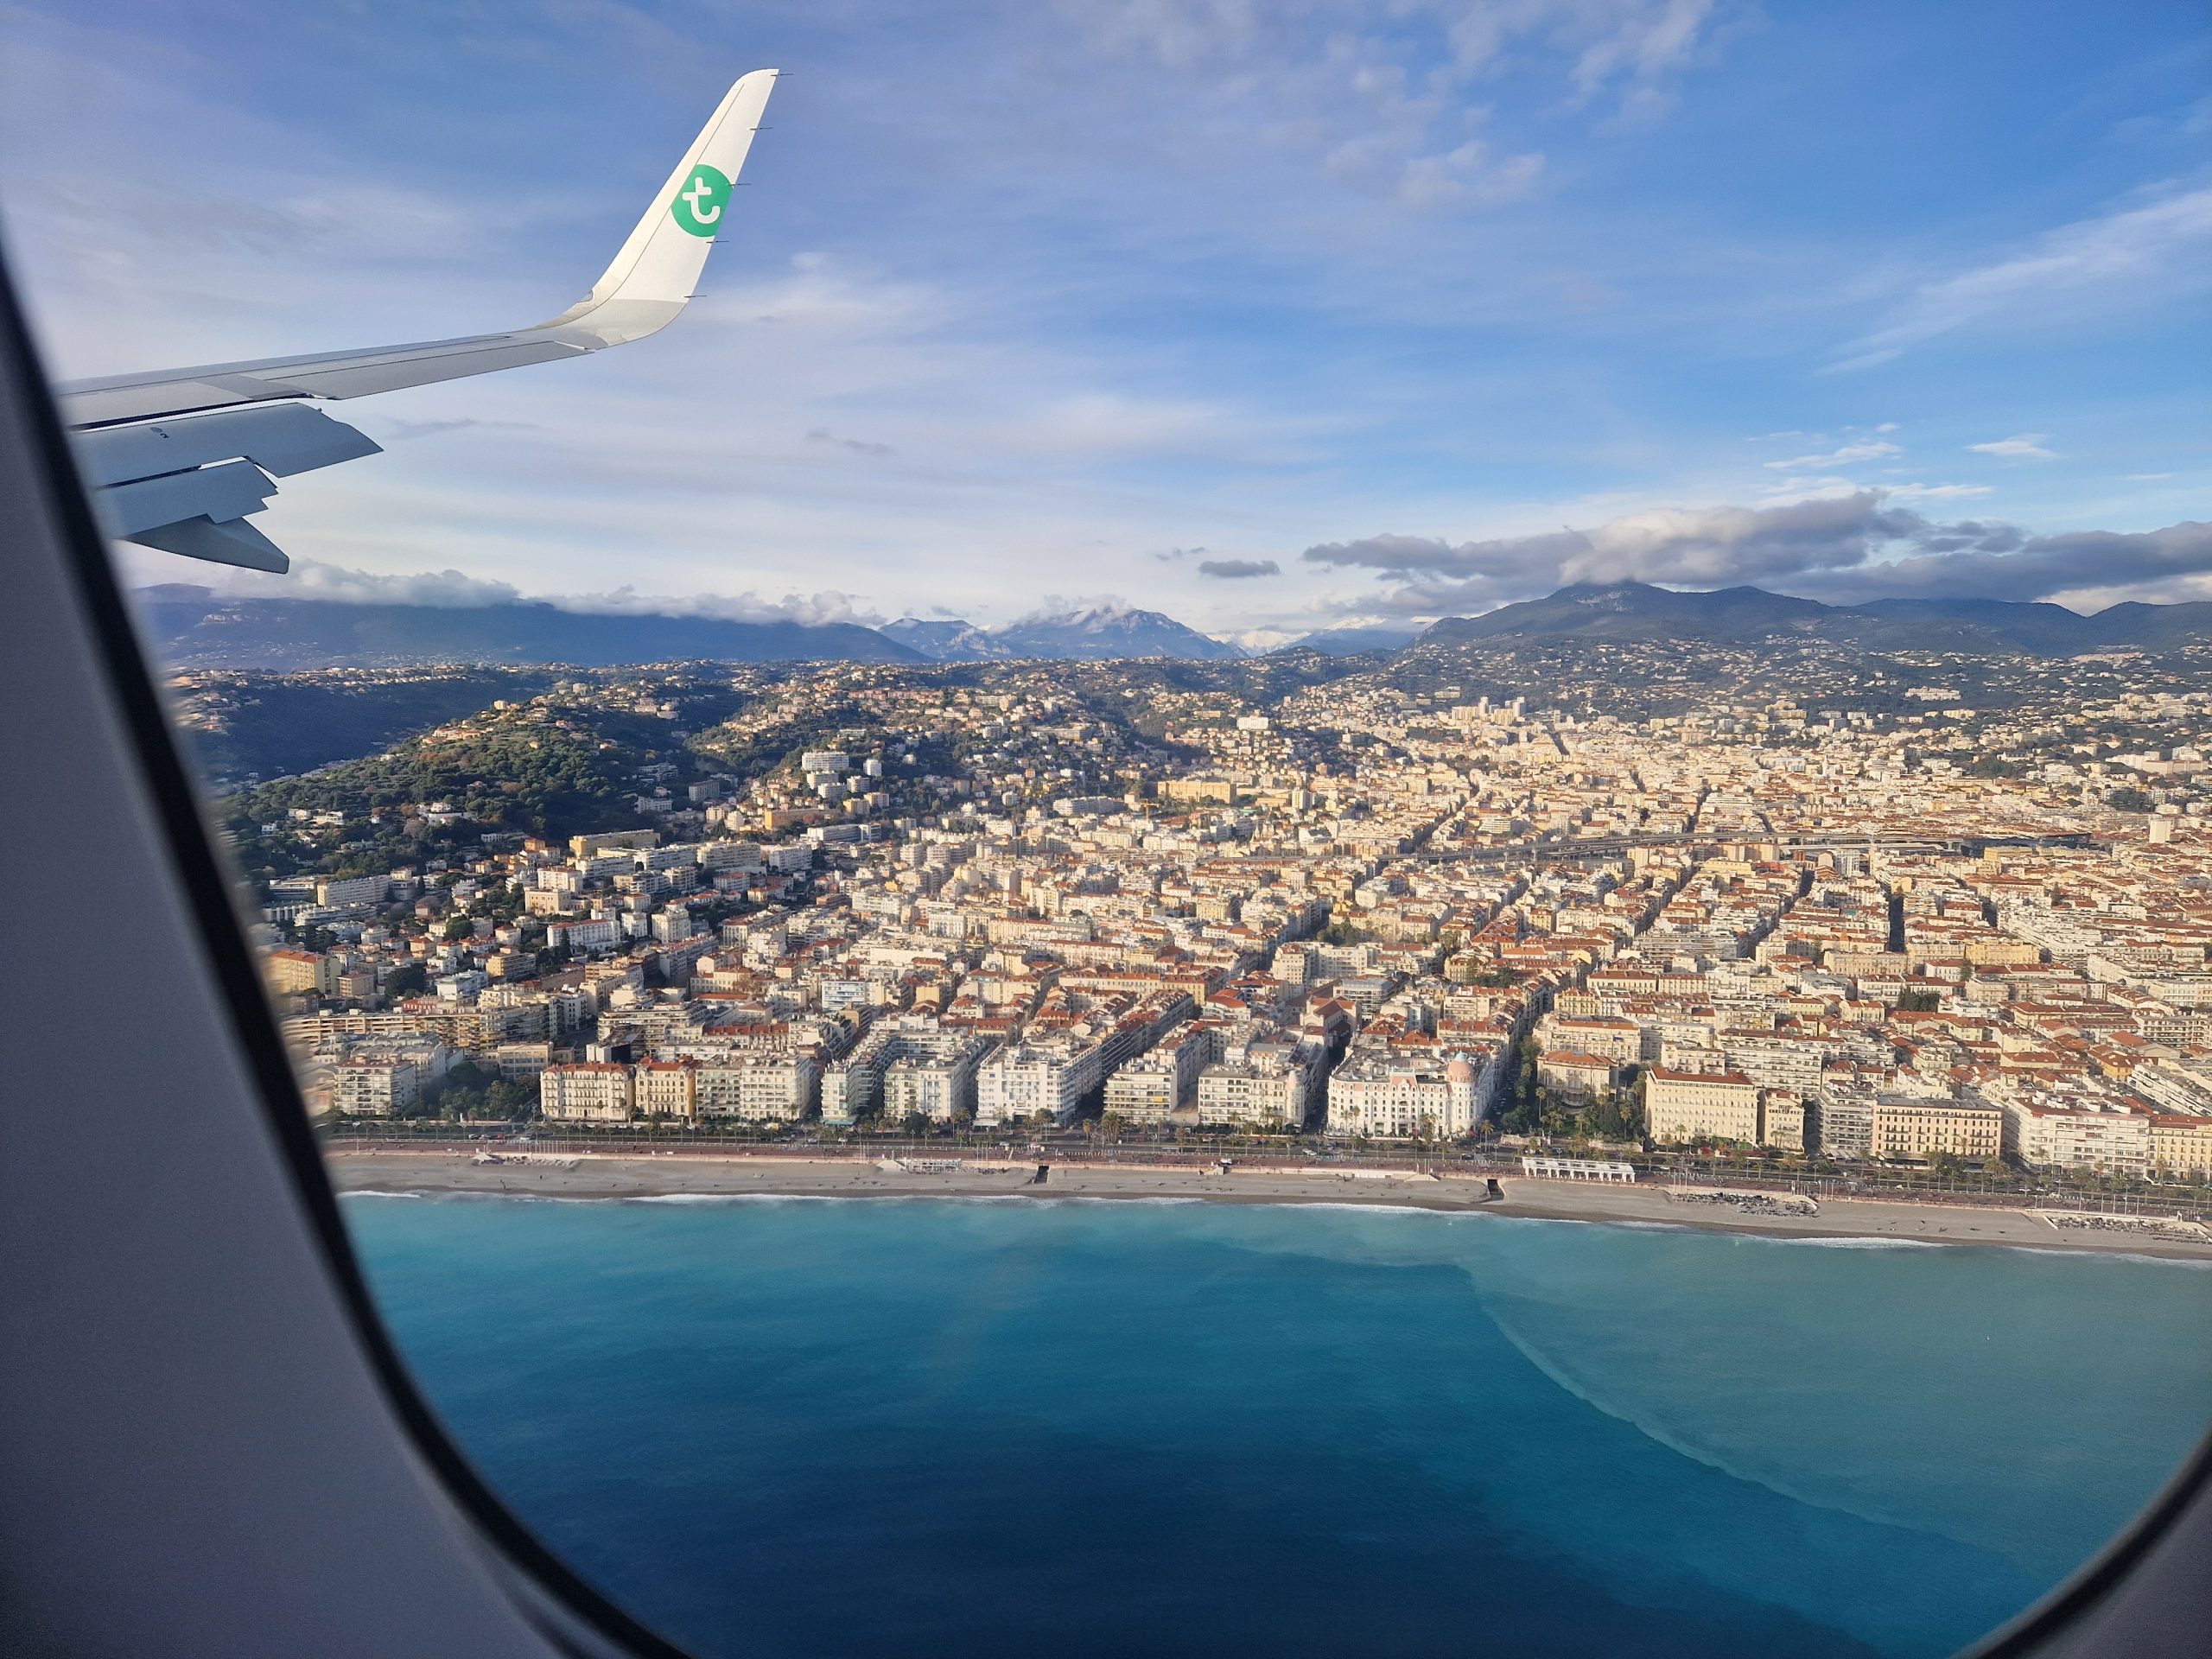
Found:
1015,594 -> 1137,624
1833,184 -> 2212,370
154,557 -> 877,626
1395,143 -> 1545,209
1301,490 -> 1927,612
1884,482 -> 1995,499
551,587 -> 876,627
1567,0 -> 1720,112
1764,440 -> 1902,470
284,563 -> 521,607
1059,0 -> 1726,212
1967,434 -> 2058,460
1755,474 -> 1864,500
1061,0 -> 1260,72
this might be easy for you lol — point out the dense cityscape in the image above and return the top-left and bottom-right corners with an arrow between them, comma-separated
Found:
15,5 -> 2210,1652
172,631 -> 2212,1198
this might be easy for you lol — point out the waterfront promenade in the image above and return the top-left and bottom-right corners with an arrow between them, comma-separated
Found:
327,1148 -> 2212,1259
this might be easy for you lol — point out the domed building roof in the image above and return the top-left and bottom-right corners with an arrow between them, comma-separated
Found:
1444,1055 -> 1477,1084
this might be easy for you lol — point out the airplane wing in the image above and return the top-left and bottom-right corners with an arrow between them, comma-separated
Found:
61,68 -> 779,573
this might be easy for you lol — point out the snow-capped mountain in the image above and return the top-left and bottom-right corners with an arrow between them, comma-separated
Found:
883,605 -> 1243,663
878,618 -> 1008,661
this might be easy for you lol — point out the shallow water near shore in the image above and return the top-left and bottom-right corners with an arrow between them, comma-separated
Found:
345,1192 -> 2212,1659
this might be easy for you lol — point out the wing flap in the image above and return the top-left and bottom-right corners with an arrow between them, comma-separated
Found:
102,459 -> 276,538
130,516 -> 290,575
75,403 -> 381,486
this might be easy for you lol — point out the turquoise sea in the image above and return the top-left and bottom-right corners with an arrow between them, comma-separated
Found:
343,1194 -> 2212,1658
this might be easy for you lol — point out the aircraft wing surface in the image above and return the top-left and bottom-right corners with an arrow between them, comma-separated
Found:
61,67 -> 778,572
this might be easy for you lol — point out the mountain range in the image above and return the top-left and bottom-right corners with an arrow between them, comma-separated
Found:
137,588 -> 926,671
131,580 -> 2212,673
1280,625 -> 1422,656
1416,582 -> 2212,657
882,606 -> 1243,662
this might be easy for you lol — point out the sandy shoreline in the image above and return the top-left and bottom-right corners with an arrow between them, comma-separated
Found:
326,1149 -> 2212,1260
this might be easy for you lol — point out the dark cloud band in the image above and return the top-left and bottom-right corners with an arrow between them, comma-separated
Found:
1300,493 -> 2212,613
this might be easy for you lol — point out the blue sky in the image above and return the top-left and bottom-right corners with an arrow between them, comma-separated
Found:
1,0 -> 2206,642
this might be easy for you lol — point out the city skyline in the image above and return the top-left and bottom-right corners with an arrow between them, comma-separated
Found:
213,629 -> 2212,1195
2,2 -> 2206,639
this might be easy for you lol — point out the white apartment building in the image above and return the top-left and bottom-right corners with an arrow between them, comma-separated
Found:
697,840 -> 764,874
975,1040 -> 1105,1128
1645,1067 -> 1762,1147
632,1058 -> 697,1121
1325,1051 -> 1483,1138
696,1055 -> 819,1124
1197,1038 -> 1321,1128
2130,1062 -> 2212,1116
1815,1083 -> 1875,1159
882,1044 -> 987,1124
1722,1033 -> 1827,1094
330,1058 -> 421,1117
316,874 -> 386,910
824,1021 -> 989,1126
818,1058 -> 875,1128
1105,1033 -> 1205,1123
1538,1014 -> 1643,1065
1871,1097 -> 2005,1162
549,917 -> 621,954
2004,1099 -> 2153,1176
539,1062 -> 634,1122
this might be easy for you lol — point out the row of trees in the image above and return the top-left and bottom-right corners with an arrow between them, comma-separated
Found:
415,1061 -> 537,1122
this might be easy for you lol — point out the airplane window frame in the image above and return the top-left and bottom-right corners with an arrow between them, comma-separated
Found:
3,232 -> 2208,1659
0,248 -> 698,1659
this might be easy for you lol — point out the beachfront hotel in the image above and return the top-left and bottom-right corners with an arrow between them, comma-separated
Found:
1325,1052 -> 1486,1138
1870,1099 -> 2005,1164
1644,1067 -> 1764,1147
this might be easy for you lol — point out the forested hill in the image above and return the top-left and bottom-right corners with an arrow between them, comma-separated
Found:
168,668 -> 555,791
219,675 -> 741,886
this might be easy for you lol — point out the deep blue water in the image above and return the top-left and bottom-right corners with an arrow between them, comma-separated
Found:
343,1194 -> 2212,1659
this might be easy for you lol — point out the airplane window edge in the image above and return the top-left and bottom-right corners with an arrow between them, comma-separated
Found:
0,246 -> 705,1659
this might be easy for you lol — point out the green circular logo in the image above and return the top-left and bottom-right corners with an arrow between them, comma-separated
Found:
671,163 -> 732,237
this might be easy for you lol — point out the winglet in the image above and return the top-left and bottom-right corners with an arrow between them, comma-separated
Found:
60,70 -> 780,573
536,67 -> 779,348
